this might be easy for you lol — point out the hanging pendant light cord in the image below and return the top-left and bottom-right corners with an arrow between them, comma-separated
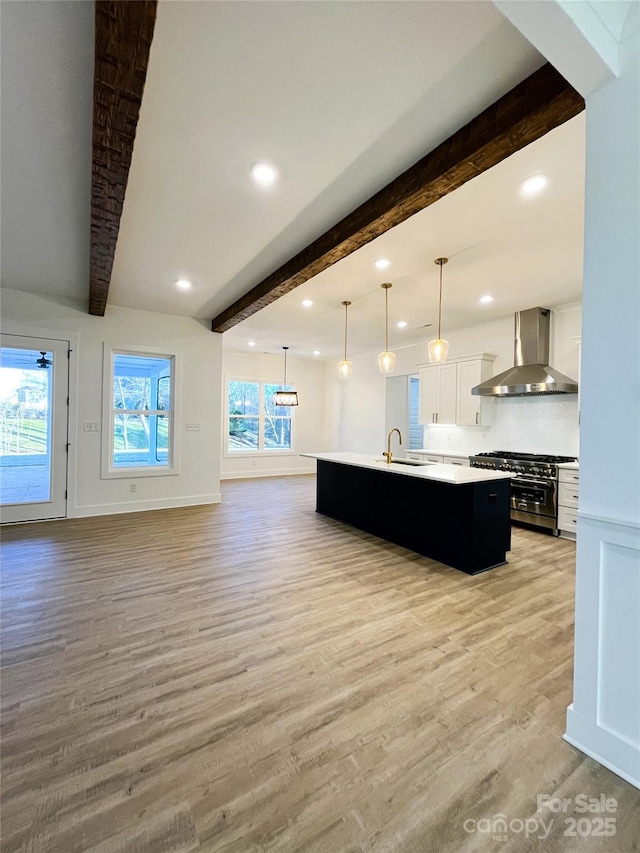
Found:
344,303 -> 348,362
283,347 -> 288,387
433,257 -> 447,340
385,286 -> 389,351
437,263 -> 443,340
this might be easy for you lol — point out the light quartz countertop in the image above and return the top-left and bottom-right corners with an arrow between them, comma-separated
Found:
557,461 -> 580,470
302,452 -> 513,485
407,449 -> 472,459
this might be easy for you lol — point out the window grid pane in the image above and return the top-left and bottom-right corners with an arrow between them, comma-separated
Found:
227,379 -> 295,453
228,416 -> 259,452
110,353 -> 174,470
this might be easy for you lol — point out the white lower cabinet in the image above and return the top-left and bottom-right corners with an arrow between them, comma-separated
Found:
405,452 -> 470,466
441,455 -> 470,467
407,453 -> 443,463
558,467 -> 579,539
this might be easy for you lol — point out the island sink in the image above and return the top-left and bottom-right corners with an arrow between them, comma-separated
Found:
388,458 -> 430,466
374,457 -> 431,466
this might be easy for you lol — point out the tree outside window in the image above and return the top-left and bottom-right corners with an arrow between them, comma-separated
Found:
110,353 -> 173,469
227,380 -> 293,453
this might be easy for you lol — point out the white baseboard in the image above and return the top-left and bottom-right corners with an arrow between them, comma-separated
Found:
221,467 -> 316,480
71,493 -> 222,518
565,705 -> 640,789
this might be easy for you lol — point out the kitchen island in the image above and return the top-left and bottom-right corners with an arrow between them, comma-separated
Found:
303,452 -> 513,575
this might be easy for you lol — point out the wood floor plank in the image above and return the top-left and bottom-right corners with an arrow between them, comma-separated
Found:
1,475 -> 639,852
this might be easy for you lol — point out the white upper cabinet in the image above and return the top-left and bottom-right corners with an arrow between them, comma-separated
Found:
437,363 -> 457,424
419,362 -> 457,424
419,354 -> 496,426
456,357 -> 495,426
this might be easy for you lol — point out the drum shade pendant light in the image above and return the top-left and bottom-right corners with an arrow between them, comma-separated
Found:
378,283 -> 396,373
274,346 -> 298,406
428,257 -> 450,363
337,301 -> 353,379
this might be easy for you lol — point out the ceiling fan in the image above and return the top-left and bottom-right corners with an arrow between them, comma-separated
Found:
36,351 -> 52,369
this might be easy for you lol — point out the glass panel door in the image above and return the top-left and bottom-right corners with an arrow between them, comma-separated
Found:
0,335 -> 69,522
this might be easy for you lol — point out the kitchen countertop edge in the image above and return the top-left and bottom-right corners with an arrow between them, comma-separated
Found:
301,452 -> 513,485
408,449 -> 473,459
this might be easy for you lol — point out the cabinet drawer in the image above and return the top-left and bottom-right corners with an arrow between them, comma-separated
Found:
441,456 -> 470,467
423,455 -> 444,464
559,469 -> 579,484
558,506 -> 578,531
405,453 -> 422,461
559,482 -> 579,508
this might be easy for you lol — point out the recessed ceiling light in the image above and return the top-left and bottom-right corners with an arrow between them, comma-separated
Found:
397,320 -> 408,328
479,295 -> 494,304
301,299 -> 313,308
248,341 -> 256,347
520,174 -> 548,196
250,162 -> 278,188
313,350 -> 321,356
375,259 -> 390,270
175,279 -> 192,290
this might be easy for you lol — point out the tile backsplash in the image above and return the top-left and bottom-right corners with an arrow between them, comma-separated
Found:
426,395 -> 580,457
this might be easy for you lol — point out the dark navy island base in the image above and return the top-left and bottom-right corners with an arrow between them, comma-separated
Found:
315,459 -> 511,575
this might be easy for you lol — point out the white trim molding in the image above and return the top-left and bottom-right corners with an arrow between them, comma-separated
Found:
101,343 -> 183,479
72,493 -> 222,518
221,466 -> 315,481
565,512 -> 640,789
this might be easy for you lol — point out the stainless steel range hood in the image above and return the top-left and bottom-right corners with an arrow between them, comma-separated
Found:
472,307 -> 578,397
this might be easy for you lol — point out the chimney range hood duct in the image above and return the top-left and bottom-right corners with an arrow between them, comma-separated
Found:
472,307 -> 578,397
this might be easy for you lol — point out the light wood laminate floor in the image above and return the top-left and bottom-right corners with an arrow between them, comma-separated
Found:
1,475 -> 639,852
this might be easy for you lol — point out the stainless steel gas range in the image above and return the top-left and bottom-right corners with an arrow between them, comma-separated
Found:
469,451 -> 578,534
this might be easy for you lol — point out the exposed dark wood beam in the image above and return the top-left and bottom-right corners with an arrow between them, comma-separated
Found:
211,63 -> 584,333
89,1 -> 157,316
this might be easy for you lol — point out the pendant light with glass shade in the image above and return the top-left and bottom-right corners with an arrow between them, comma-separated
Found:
428,257 -> 450,363
337,300 -> 353,378
274,346 -> 298,406
378,283 -> 396,373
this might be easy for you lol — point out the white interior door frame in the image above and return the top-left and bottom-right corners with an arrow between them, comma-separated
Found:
0,325 -> 78,522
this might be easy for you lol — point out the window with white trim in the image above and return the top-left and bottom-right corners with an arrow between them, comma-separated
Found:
102,349 -> 178,477
226,379 -> 295,454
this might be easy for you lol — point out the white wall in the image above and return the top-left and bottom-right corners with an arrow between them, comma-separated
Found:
563,2 -> 640,789
324,304 -> 582,457
1,287 -> 222,516
325,357 -> 387,455
221,350 -> 328,479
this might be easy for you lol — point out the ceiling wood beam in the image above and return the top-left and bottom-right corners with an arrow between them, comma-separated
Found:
89,0 -> 157,316
211,63 -> 584,333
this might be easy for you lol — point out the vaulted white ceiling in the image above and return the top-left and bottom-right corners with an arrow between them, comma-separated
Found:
2,0 -> 588,363
223,113 -> 585,360
108,1 -> 547,323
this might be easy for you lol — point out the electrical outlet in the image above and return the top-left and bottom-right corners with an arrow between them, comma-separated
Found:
83,422 -> 100,432
130,483 -> 137,493
185,423 -> 200,432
